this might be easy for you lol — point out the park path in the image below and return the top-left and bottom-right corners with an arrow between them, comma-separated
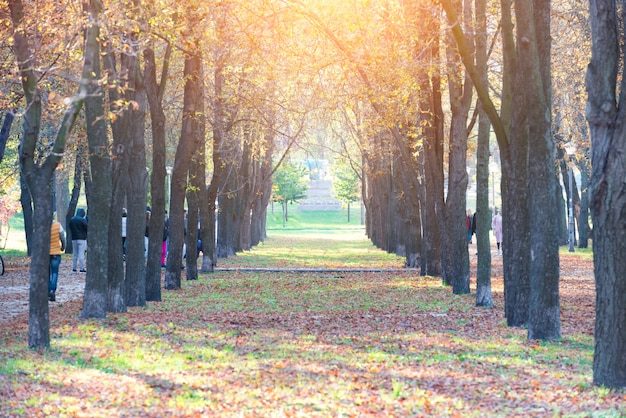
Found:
0,242 -> 504,324
0,263 -> 86,323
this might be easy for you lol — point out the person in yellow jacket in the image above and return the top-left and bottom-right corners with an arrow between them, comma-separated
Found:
49,217 -> 66,302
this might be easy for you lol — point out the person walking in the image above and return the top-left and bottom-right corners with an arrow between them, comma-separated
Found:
49,217 -> 66,302
161,211 -> 169,267
122,208 -> 127,258
145,208 -> 151,258
471,210 -> 477,237
466,209 -> 474,243
492,208 -> 503,255
69,207 -> 88,272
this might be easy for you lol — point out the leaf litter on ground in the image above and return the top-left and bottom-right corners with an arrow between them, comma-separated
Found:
0,232 -> 624,417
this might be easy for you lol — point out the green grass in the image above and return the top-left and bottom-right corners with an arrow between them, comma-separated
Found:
218,229 -> 403,269
560,245 -> 594,260
266,202 -> 363,230
2,211 -> 27,255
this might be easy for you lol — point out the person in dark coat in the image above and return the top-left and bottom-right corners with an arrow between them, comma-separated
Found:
471,209 -> 477,237
69,207 -> 88,272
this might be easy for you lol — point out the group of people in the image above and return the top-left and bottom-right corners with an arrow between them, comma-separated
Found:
50,205 -> 185,302
49,207 -> 88,302
466,208 -> 503,255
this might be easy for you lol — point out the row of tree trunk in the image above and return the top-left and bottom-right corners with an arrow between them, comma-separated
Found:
10,0 -> 277,349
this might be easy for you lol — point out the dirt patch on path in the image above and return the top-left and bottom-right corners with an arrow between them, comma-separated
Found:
0,261 -> 86,323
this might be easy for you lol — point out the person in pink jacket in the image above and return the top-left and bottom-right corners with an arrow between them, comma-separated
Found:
492,209 -> 503,255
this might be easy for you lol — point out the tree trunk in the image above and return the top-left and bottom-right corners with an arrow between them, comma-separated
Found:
81,0 -> 109,319
9,0 -> 97,345
144,44 -> 171,301
577,149 -> 591,248
201,39 -> 227,272
520,0 -> 560,341
103,45 -> 129,314
442,0 -> 472,295
186,62 -> 206,280
587,0 -> 626,388
165,48 -> 200,289
124,77 -> 148,307
249,134 -> 273,248
20,175 -> 33,256
500,0 -> 531,328
238,131 -> 254,252
419,76 -> 444,277
55,168 -> 69,230
474,0 -> 492,307
0,111 -> 14,164
186,196 -> 199,280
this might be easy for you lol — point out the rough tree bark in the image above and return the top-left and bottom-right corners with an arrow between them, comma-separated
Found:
442,0 -> 472,295
165,41 -> 200,289
474,0 -> 492,308
81,0 -> 110,320
586,0 -> 626,388
144,43 -> 171,302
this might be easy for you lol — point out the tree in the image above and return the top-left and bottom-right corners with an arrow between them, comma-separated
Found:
272,160 -> 309,226
9,0 -> 100,346
144,40 -> 172,301
80,0 -> 110,319
474,0 -> 493,308
164,17 -> 202,289
441,0 -> 473,295
586,0 -> 626,388
332,158 -> 361,222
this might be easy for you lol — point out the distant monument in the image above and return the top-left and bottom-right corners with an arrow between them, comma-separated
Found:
298,159 -> 342,211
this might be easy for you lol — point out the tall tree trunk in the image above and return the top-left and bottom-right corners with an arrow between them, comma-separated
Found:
81,0 -> 109,319
186,68 -> 207,281
9,0 -> 97,345
103,44 -> 129,314
499,0 -> 531,328
522,0 -> 560,341
216,143 -> 242,259
442,0 -> 472,295
144,43 -> 171,301
124,65 -> 148,307
165,46 -> 200,289
474,0 -> 492,307
419,75 -> 444,277
586,0 -> 626,388
201,50 -> 227,270
249,128 -> 274,248
238,129 -> 254,252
